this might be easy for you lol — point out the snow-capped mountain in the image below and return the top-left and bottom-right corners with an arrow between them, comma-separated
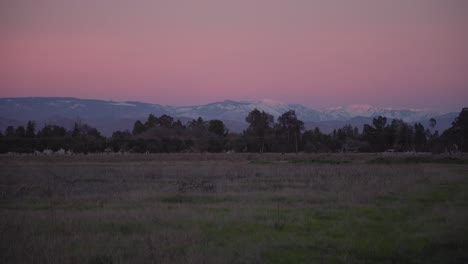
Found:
166,99 -> 325,122
0,97 -> 458,135
321,104 -> 438,122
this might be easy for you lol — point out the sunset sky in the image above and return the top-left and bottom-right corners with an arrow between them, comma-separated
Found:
1,0 -> 467,112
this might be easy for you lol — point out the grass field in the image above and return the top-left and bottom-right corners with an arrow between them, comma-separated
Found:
1,153 -> 468,263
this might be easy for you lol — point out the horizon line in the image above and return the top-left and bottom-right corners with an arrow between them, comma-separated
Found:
0,96 -> 461,114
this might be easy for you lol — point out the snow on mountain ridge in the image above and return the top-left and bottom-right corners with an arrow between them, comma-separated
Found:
325,104 -> 425,113
320,104 -> 441,122
0,97 -> 459,136
0,97 -> 444,124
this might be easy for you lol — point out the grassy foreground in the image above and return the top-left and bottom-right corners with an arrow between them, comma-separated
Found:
1,153 -> 468,263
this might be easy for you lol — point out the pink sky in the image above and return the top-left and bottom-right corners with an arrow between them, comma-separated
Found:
1,0 -> 467,112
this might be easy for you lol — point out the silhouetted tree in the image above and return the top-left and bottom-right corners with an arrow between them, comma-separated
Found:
5,126 -> 15,137
145,114 -> 159,129
1,107 -> 464,154
158,114 -> 174,128
441,108 -> 468,152
37,125 -> 67,138
276,110 -> 304,153
188,117 -> 206,130
15,126 -> 26,137
206,120 -> 228,152
132,120 -> 146,135
31,125 -> 68,151
208,120 -> 228,137
414,123 -> 427,151
302,127 -> 330,153
110,130 -> 132,152
363,124 -> 377,151
363,116 -> 389,151
71,123 -> 105,153
172,119 -> 185,129
225,132 -> 247,152
245,109 -> 274,153
25,121 -> 36,138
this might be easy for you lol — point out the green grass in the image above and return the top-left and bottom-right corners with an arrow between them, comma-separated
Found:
1,155 -> 468,263
289,159 -> 351,165
0,198 -> 105,210
159,194 -> 232,204
248,160 -> 276,165
369,156 -> 468,165
249,159 -> 352,165
199,176 -> 468,263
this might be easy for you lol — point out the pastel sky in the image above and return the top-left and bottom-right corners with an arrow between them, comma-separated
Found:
1,0 -> 467,112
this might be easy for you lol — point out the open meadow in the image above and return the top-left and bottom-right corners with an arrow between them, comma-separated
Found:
1,153 -> 468,263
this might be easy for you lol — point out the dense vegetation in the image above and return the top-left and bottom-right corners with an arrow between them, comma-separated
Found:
1,108 -> 467,154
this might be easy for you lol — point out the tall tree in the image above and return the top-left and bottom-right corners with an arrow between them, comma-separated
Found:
38,125 -> 67,138
245,109 -> 274,153
443,108 -> 468,152
158,114 -> 174,128
15,126 -> 26,137
25,121 -> 36,138
302,127 -> 327,153
414,123 -> 427,151
71,123 -> 105,153
132,120 -> 146,135
454,108 -> 468,151
373,116 -> 387,132
363,116 -> 388,151
277,110 -> 304,153
189,117 -> 206,130
5,126 -> 15,137
145,114 -> 159,129
172,120 -> 185,129
208,120 -> 228,137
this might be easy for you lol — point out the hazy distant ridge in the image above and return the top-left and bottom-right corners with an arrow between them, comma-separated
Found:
0,97 -> 457,135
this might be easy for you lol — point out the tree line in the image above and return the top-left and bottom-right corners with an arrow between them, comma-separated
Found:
1,108 -> 467,154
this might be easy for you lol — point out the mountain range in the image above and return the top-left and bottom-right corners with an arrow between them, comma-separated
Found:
0,97 -> 459,136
